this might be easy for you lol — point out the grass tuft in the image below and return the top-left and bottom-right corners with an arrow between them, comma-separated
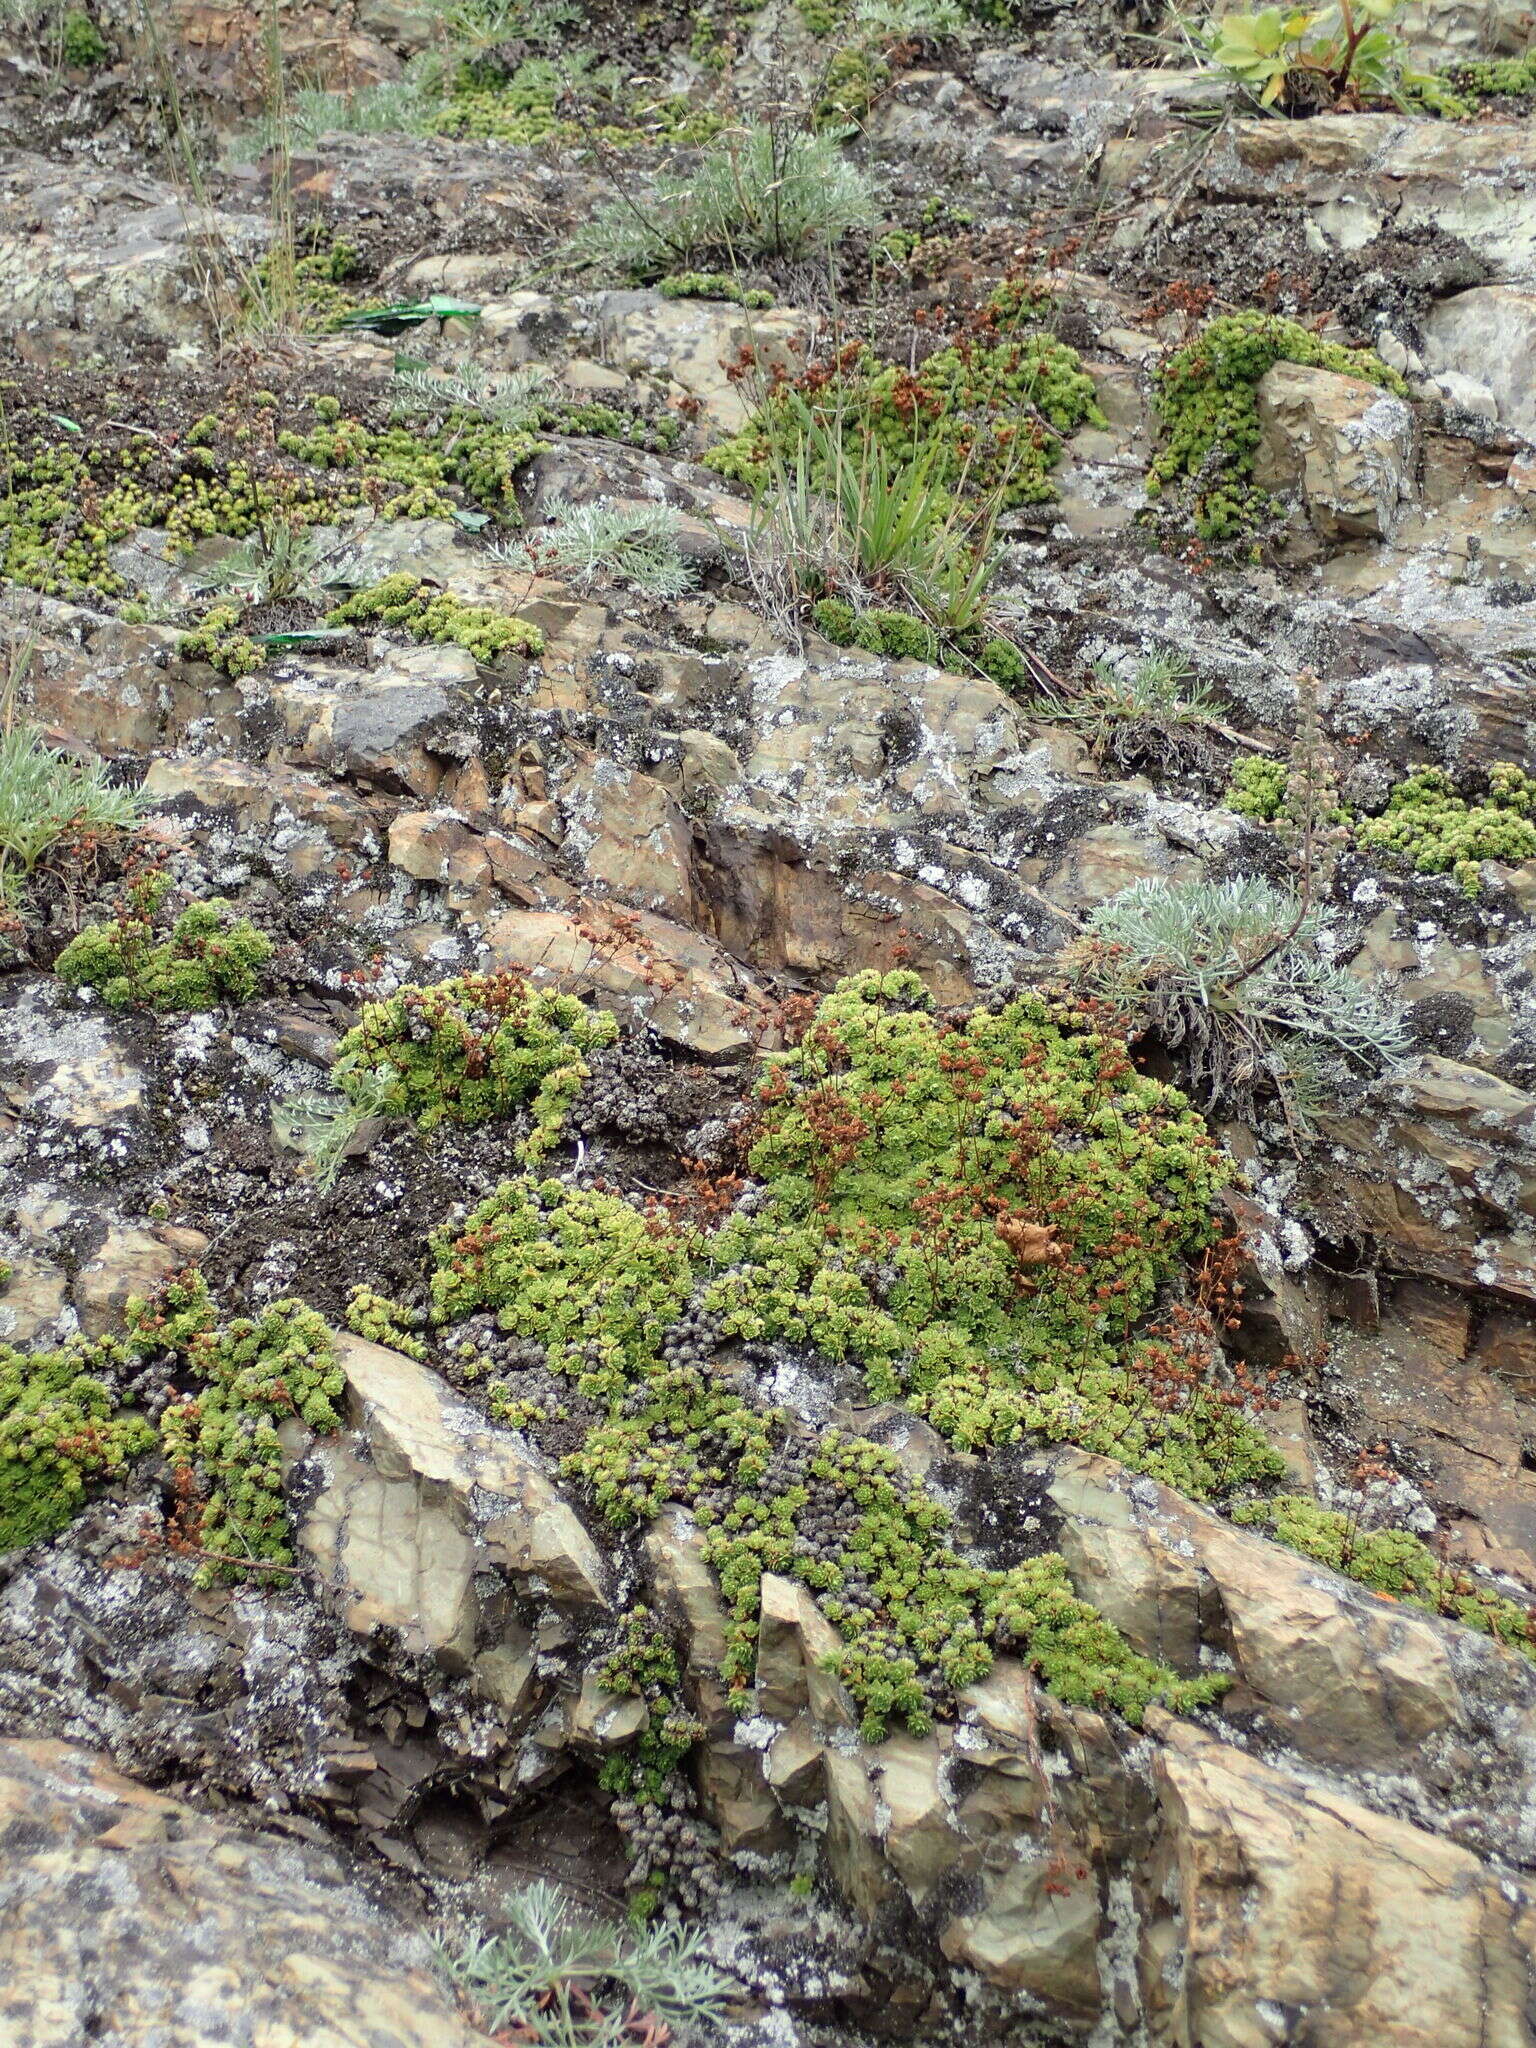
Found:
572,124 -> 879,280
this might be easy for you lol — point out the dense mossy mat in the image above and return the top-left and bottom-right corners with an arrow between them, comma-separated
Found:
55,871 -> 274,1011
8,965 -> 1536,1914
346,969 -> 1289,1744
1143,309 -> 1408,550
0,371 -> 676,600
1225,756 -> 1536,897
0,1274 -> 339,1574
1234,1496 -> 1536,1656
705,278 -> 1106,512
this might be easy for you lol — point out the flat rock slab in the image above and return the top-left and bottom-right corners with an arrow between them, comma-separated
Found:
0,1736 -> 486,2048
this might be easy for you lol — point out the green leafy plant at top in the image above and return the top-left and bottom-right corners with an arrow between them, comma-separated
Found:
59,7 -> 106,64
571,124 -> 879,280
1354,763 -> 1536,896
1197,0 -> 1413,112
328,972 -> 618,1149
0,3 -> 110,66
1232,1494 -> 1536,1660
0,725 -> 144,898
55,871 -> 273,1012
1078,876 -> 1407,1116
1146,309 -> 1407,545
326,575 -> 545,661
437,1881 -> 732,2045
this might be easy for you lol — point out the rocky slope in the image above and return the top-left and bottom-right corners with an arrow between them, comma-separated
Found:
2,1 -> 1536,2043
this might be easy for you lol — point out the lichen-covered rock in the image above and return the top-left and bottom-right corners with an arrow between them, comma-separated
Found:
0,1737 -> 485,2048
596,291 -> 811,431
1421,286 -> 1536,440
0,153 -> 267,346
1255,361 -> 1418,541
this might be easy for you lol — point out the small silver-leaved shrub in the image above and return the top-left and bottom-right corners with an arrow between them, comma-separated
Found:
436,1880 -> 732,2045
0,726 -> 144,898
495,500 -> 696,599
392,360 -> 553,432
1080,874 -> 1407,1117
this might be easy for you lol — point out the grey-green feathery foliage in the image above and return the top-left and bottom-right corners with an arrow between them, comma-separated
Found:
1080,875 -> 1408,1115
193,519 -> 329,606
437,1882 -> 732,2044
495,499 -> 696,598
392,360 -> 553,432
0,727 -> 144,895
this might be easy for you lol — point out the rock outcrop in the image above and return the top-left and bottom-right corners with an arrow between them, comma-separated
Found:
3,0 -> 1536,2040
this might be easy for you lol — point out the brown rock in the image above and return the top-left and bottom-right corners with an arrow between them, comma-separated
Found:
1255,360 -> 1417,541
0,1737 -> 485,2048
558,758 -> 697,922
482,901 -> 771,1059
72,1226 -> 182,1339
938,1849 -> 1102,2010
1037,1448 -> 1536,1845
1145,1715 -> 1536,2048
294,1334 -> 610,1676
754,1573 -> 856,1728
